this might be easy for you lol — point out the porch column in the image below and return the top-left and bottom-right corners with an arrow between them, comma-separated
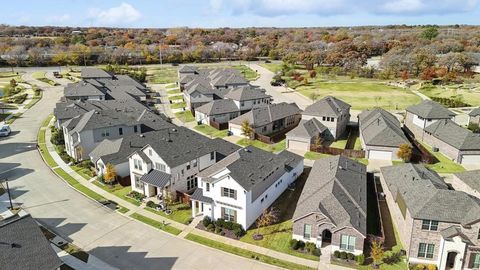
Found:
191,200 -> 196,218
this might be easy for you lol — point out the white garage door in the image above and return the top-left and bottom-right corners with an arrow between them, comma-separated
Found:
288,139 -> 310,151
229,126 -> 243,137
369,150 -> 392,160
461,155 -> 480,165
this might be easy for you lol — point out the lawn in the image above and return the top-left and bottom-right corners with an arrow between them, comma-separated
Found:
54,168 -> 107,202
93,181 -> 142,206
420,143 -> 465,173
231,65 -> 259,81
418,83 -> 480,106
329,139 -> 348,149
168,95 -> 184,101
147,67 -> 178,84
194,124 -> 229,138
165,84 -> 178,89
354,137 -> 363,150
170,102 -> 186,109
260,63 -> 283,73
167,89 -> 181,94
174,110 -> 195,123
144,202 -> 192,224
185,233 -> 316,270
304,151 -> 369,165
71,165 -> 94,180
239,171 -> 319,261
237,138 -> 286,153
130,213 -> 182,235
32,71 -> 58,86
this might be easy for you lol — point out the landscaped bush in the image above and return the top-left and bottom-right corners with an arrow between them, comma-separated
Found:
289,239 -> 298,250
233,227 -> 245,237
383,250 -> 402,264
305,242 -> 316,253
215,227 -> 222,234
312,248 -> 321,257
207,223 -> 215,232
146,201 -> 156,208
127,191 -> 145,202
50,127 -> 65,145
355,254 -> 365,265
346,252 -> 355,260
339,251 -> 347,260
202,216 -> 212,227
427,264 -> 437,270
333,250 -> 341,258
215,218 -> 225,228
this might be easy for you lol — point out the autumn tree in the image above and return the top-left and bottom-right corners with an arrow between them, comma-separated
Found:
397,143 -> 413,162
104,163 -> 117,185
254,207 -> 279,239
370,240 -> 384,268
241,120 -> 254,140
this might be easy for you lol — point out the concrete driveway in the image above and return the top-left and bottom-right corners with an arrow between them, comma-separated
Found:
0,68 -> 282,270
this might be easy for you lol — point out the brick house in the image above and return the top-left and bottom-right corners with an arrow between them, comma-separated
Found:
404,100 -> 455,140
452,170 -> 480,199
380,164 -> 480,270
292,156 -> 367,255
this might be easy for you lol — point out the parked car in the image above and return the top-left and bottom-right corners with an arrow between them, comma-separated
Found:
270,80 -> 282,86
0,124 -> 11,137
53,71 -> 62,78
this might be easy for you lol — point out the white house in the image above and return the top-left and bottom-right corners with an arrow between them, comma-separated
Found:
191,146 -> 303,229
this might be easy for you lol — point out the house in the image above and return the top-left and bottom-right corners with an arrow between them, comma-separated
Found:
128,127 -> 240,198
0,210 -> 63,270
0,101 -> 8,114
183,80 -> 219,112
422,119 -> 480,164
452,170 -> 480,199
62,108 -> 169,161
469,108 -> 480,126
64,82 -> 106,101
228,102 -> 301,137
178,65 -> 199,85
358,108 -> 410,160
81,67 -> 114,80
195,99 -> 240,125
292,156 -> 367,255
405,100 -> 455,140
380,164 -> 480,270
285,118 -> 329,152
191,146 -> 303,229
302,96 -> 351,140
223,86 -> 272,113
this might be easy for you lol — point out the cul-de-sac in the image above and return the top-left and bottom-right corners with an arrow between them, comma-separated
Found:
1,2 -> 480,270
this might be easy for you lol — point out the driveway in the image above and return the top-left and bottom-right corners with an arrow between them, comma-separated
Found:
0,68 -> 281,270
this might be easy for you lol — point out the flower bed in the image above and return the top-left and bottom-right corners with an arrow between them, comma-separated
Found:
288,239 -> 321,257
331,250 -> 365,267
197,216 -> 245,239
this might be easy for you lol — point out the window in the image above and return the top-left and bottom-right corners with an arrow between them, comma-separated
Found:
340,235 -> 356,252
133,159 -> 143,170
101,130 -> 110,137
206,183 -> 210,192
240,101 -> 245,107
134,175 -> 143,189
187,176 -> 197,190
222,207 -> 236,222
210,152 -> 215,161
119,127 -> 123,135
186,164 -> 191,170
421,220 -> 439,231
473,253 -> 480,268
155,162 -> 166,172
417,243 -> 435,259
193,159 -> 197,167
304,224 -> 312,239
149,149 -> 153,156
222,187 -> 236,199
322,116 -> 326,121
134,125 -> 138,133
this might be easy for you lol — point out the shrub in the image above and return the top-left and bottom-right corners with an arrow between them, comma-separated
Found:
305,242 -> 316,253
185,217 -> 193,225
202,216 -> 212,227
223,221 -> 234,230
146,201 -> 156,208
339,251 -> 347,260
233,227 -> 245,237
355,254 -> 365,265
427,264 -> 437,270
415,264 -> 426,270
207,223 -> 215,231
296,240 -> 305,250
215,218 -> 225,228
347,253 -> 355,260
289,239 -> 298,250
333,250 -> 341,258
312,248 -> 321,257
231,223 -> 242,231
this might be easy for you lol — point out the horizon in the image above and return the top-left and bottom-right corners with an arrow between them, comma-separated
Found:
2,0 -> 480,28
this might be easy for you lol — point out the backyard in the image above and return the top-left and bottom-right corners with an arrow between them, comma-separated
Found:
420,142 -> 465,173
194,124 -> 229,138
304,151 -> 369,165
237,138 -> 286,153
174,110 -> 195,123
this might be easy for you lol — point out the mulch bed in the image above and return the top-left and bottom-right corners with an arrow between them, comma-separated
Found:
196,222 -> 239,240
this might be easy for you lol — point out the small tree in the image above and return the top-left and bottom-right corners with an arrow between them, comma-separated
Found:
397,143 -> 413,162
104,163 -> 117,185
314,135 -> 324,150
370,240 -> 384,268
163,189 -> 174,211
241,120 -> 254,140
309,70 -> 317,79
9,79 -> 17,88
254,207 -> 279,239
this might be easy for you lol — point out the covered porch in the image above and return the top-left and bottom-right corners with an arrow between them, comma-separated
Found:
139,169 -> 172,202
438,226 -> 468,270
190,188 -> 213,218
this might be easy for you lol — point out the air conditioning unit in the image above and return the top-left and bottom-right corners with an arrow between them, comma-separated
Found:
432,147 -> 439,152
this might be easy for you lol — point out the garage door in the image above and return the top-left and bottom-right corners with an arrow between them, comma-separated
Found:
288,139 -> 310,151
369,150 -> 392,160
461,155 -> 480,165
229,126 -> 243,137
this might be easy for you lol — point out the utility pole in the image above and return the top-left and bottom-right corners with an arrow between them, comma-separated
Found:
159,43 -> 163,66
5,179 -> 14,210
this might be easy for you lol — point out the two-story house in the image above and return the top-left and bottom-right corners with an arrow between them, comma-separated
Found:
128,127 -> 239,198
404,100 -> 455,140
380,164 -> 480,270
452,170 -> 480,199
223,86 -> 272,114
292,156 -> 367,255
469,108 -> 480,126
191,146 -> 303,229
64,82 -> 106,101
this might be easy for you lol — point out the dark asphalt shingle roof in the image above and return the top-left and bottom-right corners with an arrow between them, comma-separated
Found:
424,119 -> 480,150
406,100 -> 455,119
0,214 -> 63,270
196,99 -> 239,115
81,68 -> 113,79
229,102 -> 301,127
191,188 -> 213,203
140,169 -> 171,188
54,99 -> 147,121
293,156 -> 367,236
454,170 -> 480,192
359,108 -> 409,147
303,96 -> 351,118
64,82 -> 105,97
381,164 -> 480,225
223,86 -> 271,101
198,146 -> 303,202
469,107 -> 480,117
286,118 -> 329,139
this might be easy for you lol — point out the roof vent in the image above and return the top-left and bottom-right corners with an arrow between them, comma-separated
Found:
140,134 -> 144,137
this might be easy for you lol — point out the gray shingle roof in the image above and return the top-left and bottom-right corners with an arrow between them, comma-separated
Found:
81,68 -> 113,79
229,102 -> 301,127
440,226 -> 471,243
90,138 -> 124,163
286,118 -> 328,139
469,107 -> 480,117
454,170 -> 480,192
198,146 -> 303,202
179,65 -> 199,73
424,119 -> 480,150
381,164 -> 480,225
293,156 -> 367,236
223,86 -> 271,101
406,100 -> 455,119
196,99 -> 239,115
140,169 -> 171,188
64,82 -> 105,97
191,188 -> 213,203
0,214 -> 63,270
359,108 -> 410,147
54,99 -> 147,121
303,96 -> 351,118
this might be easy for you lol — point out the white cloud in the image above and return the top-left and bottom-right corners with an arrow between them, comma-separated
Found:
89,2 -> 141,25
379,0 -> 478,14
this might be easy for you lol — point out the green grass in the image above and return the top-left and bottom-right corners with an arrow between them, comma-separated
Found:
354,137 -> 363,150
418,84 -> 480,106
175,110 -> 195,123
260,63 -> 283,73
304,151 -> 369,165
147,68 -> 178,84
54,168 -> 107,202
166,84 -> 178,89
186,233 -> 316,270
32,71 -> 58,86
171,102 -> 186,109
117,206 -> 130,214
330,139 -> 348,149
42,114 -> 53,127
38,139 -> 57,167
237,139 -> 286,153
167,89 -> 181,94
93,181 -> 142,206
420,142 -> 465,173
5,112 -> 21,124
144,203 -> 192,224
24,91 -> 42,109
194,124 -> 229,138
231,65 -> 259,81
71,165 -> 94,180
130,213 -> 182,235
168,95 -> 184,101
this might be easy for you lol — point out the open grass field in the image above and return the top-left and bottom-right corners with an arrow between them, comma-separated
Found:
418,83 -> 480,106
146,67 -> 178,84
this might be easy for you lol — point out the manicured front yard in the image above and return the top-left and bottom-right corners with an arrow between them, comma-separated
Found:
130,213 -> 182,235
71,165 -> 94,180
54,168 -> 107,202
174,110 -> 195,123
304,151 -> 369,165
237,138 -> 286,153
168,94 -> 184,101
170,102 -> 186,109
185,233 -> 316,270
93,181 -> 142,206
420,142 -> 465,173
144,202 -> 192,224
194,124 -> 229,138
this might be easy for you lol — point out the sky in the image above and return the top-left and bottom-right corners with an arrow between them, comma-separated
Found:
1,0 -> 480,28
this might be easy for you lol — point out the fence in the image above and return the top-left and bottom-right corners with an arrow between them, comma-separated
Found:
310,145 -> 366,158
404,129 -> 438,164
254,125 -> 298,144
176,191 -> 192,205
209,120 -> 228,130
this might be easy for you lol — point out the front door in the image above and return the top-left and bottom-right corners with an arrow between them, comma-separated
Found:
446,252 -> 457,270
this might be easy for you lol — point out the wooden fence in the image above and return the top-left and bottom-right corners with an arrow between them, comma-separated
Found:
254,125 -> 298,144
210,120 -> 228,130
176,191 -> 192,205
310,145 -> 366,158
